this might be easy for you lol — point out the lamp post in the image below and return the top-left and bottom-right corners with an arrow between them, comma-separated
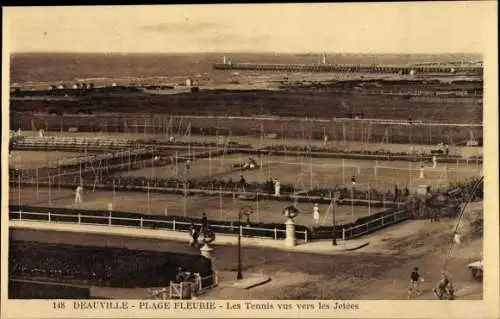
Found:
237,205 -> 253,280
351,176 -> 356,216
332,191 -> 340,246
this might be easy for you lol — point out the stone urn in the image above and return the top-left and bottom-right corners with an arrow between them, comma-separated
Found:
282,206 -> 300,247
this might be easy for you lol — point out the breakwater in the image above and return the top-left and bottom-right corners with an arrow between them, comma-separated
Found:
213,62 -> 483,75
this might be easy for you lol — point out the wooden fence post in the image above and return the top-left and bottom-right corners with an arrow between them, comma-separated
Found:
342,228 -> 346,241
273,227 -> 277,240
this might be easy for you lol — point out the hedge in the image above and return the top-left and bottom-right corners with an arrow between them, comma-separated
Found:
9,240 -> 213,288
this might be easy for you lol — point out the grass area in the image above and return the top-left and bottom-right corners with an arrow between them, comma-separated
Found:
117,154 -> 482,191
9,186 -> 384,226
10,89 -> 482,123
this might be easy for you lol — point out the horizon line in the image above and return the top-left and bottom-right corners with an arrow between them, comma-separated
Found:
10,51 -> 483,56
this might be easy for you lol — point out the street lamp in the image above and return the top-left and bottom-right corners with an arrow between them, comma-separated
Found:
332,191 -> 340,246
237,205 -> 253,280
351,175 -> 356,216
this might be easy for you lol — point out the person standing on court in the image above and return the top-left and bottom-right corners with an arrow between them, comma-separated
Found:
239,175 -> 247,193
419,165 -> 425,179
274,178 -> 281,197
313,204 -> 320,225
394,185 -> 399,203
74,184 -> 84,204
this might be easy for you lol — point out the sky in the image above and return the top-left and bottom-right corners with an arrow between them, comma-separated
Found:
3,2 -> 497,54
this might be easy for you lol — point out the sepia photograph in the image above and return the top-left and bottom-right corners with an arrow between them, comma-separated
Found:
1,3 -> 498,318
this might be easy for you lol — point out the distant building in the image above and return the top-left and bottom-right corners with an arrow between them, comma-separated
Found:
57,84 -> 66,89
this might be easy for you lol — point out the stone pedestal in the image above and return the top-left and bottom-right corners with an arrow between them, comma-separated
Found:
285,218 -> 296,247
200,243 -> 213,259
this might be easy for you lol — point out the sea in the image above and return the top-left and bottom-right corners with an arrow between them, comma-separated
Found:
10,52 -> 481,89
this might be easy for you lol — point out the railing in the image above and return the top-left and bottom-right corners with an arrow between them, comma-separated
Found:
9,210 -> 309,241
341,209 -> 410,239
148,272 -> 218,300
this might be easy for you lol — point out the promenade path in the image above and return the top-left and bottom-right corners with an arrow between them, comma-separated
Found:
9,220 -> 369,254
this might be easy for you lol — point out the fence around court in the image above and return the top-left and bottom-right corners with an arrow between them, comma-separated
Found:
12,136 -> 482,164
11,112 -> 484,146
10,178 -> 401,208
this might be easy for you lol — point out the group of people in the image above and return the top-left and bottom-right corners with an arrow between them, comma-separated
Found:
242,157 -> 258,169
408,267 -> 455,300
173,266 -> 201,299
188,213 -> 209,247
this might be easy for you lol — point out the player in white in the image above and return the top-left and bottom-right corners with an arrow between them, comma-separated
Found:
39,129 -> 45,138
248,157 -> 257,169
243,157 -> 257,169
274,179 -> 281,197
419,165 -> 425,179
75,185 -> 84,204
313,204 -> 320,224
432,155 -> 437,169
323,134 -> 328,145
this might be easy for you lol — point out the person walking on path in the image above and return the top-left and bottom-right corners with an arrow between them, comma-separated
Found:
201,213 -> 208,234
189,223 -> 200,247
408,267 -> 424,299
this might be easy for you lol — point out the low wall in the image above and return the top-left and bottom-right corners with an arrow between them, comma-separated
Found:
9,279 -> 92,299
